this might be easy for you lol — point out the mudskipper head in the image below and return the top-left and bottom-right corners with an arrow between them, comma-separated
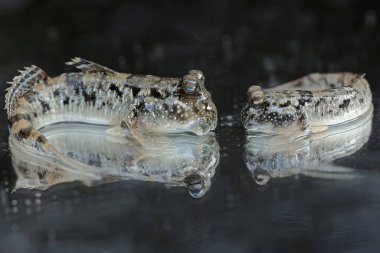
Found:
241,85 -> 308,135
241,85 -> 271,133
177,70 -> 217,135
135,70 -> 217,135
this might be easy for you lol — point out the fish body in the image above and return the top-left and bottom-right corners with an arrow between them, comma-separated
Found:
241,73 -> 372,136
6,58 -> 218,156
244,106 -> 373,185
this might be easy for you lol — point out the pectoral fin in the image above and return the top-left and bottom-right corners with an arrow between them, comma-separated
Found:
105,119 -> 148,147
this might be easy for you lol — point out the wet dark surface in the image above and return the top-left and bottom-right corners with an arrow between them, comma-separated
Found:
1,0 -> 380,252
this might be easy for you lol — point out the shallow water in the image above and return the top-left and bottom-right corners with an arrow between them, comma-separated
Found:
1,0 -> 380,252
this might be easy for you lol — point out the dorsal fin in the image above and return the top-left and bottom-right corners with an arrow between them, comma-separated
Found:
65,57 -> 117,75
5,65 -> 48,116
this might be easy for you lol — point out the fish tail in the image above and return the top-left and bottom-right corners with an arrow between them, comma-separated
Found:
6,64 -> 99,178
8,110 -> 98,178
5,65 -> 49,116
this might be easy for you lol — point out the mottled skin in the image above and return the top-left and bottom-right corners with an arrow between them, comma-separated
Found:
6,58 -> 217,156
244,106 -> 373,185
241,73 -> 372,136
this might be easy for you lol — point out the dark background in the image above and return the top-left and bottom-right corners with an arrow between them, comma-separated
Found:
1,0 -> 380,252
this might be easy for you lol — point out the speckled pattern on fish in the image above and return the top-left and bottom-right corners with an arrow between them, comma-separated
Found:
5,57 -> 217,160
241,73 -> 372,136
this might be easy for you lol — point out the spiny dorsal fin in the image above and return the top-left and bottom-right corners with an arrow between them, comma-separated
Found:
5,65 -> 48,116
65,57 -> 117,75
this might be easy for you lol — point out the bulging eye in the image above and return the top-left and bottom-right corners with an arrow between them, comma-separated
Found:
248,85 -> 265,105
189,70 -> 204,82
181,75 -> 198,94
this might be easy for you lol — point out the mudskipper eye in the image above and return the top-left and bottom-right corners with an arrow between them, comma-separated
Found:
248,85 -> 265,105
181,75 -> 198,94
182,80 -> 197,93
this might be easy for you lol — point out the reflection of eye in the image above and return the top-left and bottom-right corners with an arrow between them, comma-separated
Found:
252,168 -> 271,185
183,174 -> 208,198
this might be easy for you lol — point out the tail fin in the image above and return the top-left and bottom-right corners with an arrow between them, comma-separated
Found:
5,65 -> 48,116
6,65 -> 97,177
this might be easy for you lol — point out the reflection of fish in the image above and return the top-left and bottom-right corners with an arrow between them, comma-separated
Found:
244,105 -> 373,185
9,123 -> 220,198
